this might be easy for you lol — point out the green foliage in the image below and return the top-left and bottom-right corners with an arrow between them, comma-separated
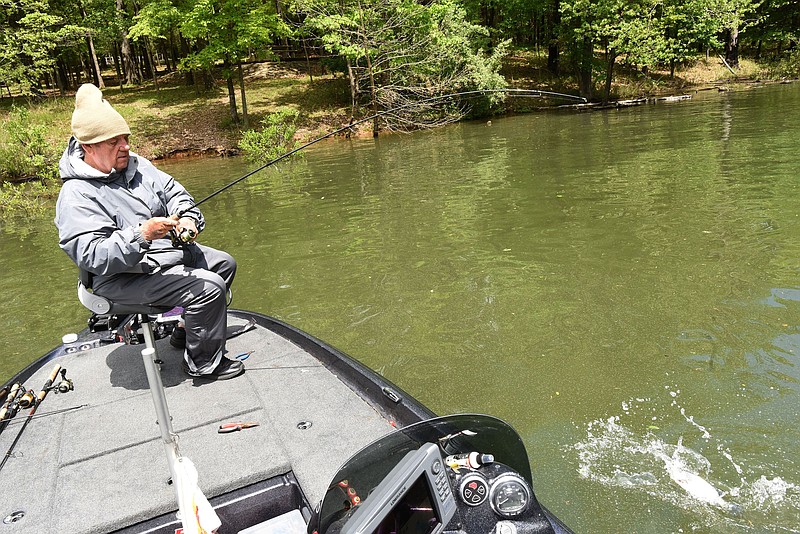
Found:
0,180 -> 58,219
0,106 -> 59,183
769,49 -> 800,78
238,109 -> 300,164
556,0 -> 763,98
128,0 -> 182,42
298,0 -> 508,126
178,0 -> 289,73
0,0 -> 84,95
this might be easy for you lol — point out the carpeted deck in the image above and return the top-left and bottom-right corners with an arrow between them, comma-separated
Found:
0,314 -> 396,533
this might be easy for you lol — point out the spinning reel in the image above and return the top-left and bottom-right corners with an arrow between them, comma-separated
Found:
169,227 -> 197,248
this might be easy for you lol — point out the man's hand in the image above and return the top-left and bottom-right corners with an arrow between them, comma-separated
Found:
140,217 -> 179,241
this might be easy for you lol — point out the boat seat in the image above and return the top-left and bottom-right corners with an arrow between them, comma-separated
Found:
77,269 -> 172,317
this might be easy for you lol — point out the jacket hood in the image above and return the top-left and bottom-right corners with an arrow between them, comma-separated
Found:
59,136 -> 138,184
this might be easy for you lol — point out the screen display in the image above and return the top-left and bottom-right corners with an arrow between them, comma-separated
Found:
373,476 -> 440,534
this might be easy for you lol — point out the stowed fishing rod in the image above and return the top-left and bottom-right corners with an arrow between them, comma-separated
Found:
174,88 -> 586,223
0,366 -> 74,474
0,383 -> 24,435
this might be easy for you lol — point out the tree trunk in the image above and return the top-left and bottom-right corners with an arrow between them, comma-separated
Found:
88,39 -> 104,88
364,52 -> 378,137
275,0 -> 289,48
346,57 -> 358,121
225,60 -> 239,125
202,68 -> 214,91
238,62 -> 249,128
546,0 -> 560,74
144,38 -> 159,90
725,26 -> 740,69
55,59 -> 67,94
113,42 -> 123,90
134,43 -> 145,82
578,37 -> 593,100
80,0 -> 105,89
356,4 -> 378,136
603,45 -> 616,104
303,38 -> 314,83
180,36 -> 194,86
116,0 -> 139,85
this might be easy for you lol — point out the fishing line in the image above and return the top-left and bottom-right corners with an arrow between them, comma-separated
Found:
178,88 -> 586,217
3,404 -> 88,426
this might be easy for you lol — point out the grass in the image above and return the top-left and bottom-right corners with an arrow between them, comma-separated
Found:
0,61 -> 349,163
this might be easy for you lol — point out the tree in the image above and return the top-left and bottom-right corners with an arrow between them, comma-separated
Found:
458,0 -> 562,72
178,0 -> 289,127
0,0 -> 82,95
749,0 -> 799,57
708,0 -> 762,68
128,0 -> 183,88
116,0 -> 141,85
560,0 -> 646,101
558,0 -> 745,101
298,0 -> 508,135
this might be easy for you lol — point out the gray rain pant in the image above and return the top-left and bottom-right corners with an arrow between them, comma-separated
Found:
93,243 -> 237,374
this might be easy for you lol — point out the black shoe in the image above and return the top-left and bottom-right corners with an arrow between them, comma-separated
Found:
182,358 -> 244,381
170,326 -> 186,349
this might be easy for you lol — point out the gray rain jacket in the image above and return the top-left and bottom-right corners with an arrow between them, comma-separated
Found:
55,137 -> 205,285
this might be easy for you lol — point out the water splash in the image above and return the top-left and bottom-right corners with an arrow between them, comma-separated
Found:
663,437 -> 739,513
574,392 -> 800,529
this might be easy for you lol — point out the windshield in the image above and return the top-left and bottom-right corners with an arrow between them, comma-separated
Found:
311,414 -> 531,534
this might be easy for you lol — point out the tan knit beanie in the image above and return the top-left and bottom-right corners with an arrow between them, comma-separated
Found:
71,84 -> 131,144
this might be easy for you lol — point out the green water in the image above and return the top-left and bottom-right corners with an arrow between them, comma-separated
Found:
3,84 -> 800,532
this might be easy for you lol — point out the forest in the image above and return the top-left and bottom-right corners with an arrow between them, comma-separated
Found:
2,0 -> 799,114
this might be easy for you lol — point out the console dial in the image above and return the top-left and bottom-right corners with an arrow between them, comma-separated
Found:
489,473 -> 531,518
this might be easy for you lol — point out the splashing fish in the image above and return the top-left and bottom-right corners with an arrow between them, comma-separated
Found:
663,439 -> 741,514
667,463 -> 735,510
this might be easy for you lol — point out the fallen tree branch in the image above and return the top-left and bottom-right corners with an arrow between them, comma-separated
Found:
718,54 -> 737,75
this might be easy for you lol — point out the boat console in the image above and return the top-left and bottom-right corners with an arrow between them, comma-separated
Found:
339,443 -> 457,534
322,426 -> 566,534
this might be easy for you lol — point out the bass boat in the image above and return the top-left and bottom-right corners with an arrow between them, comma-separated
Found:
0,309 -> 572,534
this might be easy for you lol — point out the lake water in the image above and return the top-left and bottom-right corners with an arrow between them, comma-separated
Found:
2,83 -> 800,532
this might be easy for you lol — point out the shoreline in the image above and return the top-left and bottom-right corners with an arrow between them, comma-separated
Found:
0,56 -> 796,184
148,76 -> 799,163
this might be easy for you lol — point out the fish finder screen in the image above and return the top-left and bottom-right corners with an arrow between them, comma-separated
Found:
373,475 -> 439,534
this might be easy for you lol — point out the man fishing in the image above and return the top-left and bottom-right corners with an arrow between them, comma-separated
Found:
54,83 -> 244,380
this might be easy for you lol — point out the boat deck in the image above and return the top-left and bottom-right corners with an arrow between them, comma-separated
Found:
0,312 -> 398,533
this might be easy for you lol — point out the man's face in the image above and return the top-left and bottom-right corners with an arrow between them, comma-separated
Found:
83,134 -> 130,173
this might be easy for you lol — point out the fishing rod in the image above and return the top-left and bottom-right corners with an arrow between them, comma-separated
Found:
0,365 -> 63,474
0,383 -> 20,420
174,88 -> 586,227
0,383 -> 24,435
